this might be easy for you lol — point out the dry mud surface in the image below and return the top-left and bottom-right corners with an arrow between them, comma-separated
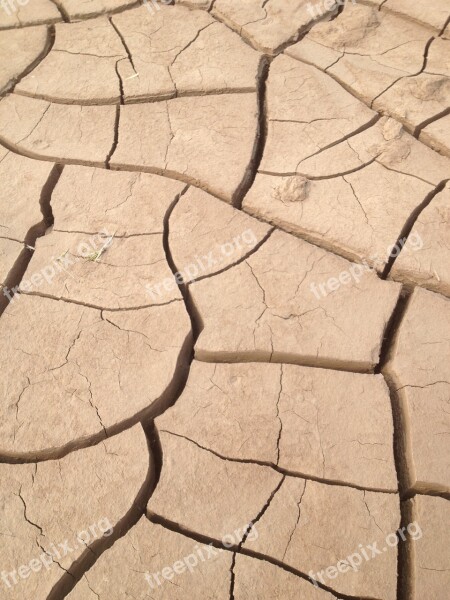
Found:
0,1 -> 449,599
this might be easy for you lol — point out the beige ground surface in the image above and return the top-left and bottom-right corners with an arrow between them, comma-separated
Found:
0,1 -> 448,599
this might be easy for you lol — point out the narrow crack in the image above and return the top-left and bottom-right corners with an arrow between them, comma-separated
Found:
36,187 -> 212,594
115,58 -> 126,105
230,476 -> 285,599
396,381 -> 450,392
53,229 -> 163,238
1,9 -> 447,600
163,102 -> 174,169
275,364 -> 283,465
110,158 -> 233,203
229,552 -> 237,600
15,86 -> 260,107
272,2 -> 340,56
282,480 -> 307,560
105,105 -> 120,168
370,35 -> 436,108
0,163 -> 63,317
245,162 -> 445,276
6,25 -> 55,95
52,49 -> 124,59
285,45 -> 449,158
374,287 -> 416,600
382,179 -> 448,279
105,171 -> 139,213
239,8 -> 269,35
48,0 -> 70,22
342,174 -> 369,225
361,0 -> 447,37
77,366 -> 108,437
233,55 -> 271,209
192,227 -> 275,283
324,51 -> 345,71
195,343 -> 380,374
0,314 -> 190,464
208,5 -> 269,54
46,424 -> 158,599
109,16 -> 137,75
148,512 -> 374,600
363,490 -> 384,534
83,575 -> 101,600
3,183 -> 201,466
293,112 -> 381,168
17,289 -> 183,312
0,234 -> 21,242
210,0 -> 339,58
261,154 -> 378,180
374,159 -> 439,187
414,106 -> 450,137
101,310 -> 167,351
381,336 -> 428,504
397,498 -> 415,600
15,104 -> 51,147
0,132 -> 94,168
219,0 -> 338,58
375,287 -> 412,379
161,184 -> 204,340
159,429 -> 399,493
0,134 -> 232,207
439,15 -> 450,36
17,491 -> 71,578
0,182 -> 196,464
39,162 -> 61,227
169,21 -> 215,71
17,486 -> 44,535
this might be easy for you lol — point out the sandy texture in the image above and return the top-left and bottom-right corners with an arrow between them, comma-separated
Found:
0,2 -> 448,598
385,287 -> 450,494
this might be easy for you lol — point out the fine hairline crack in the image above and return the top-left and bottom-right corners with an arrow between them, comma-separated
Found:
0,11 -> 447,600
159,429 -> 399,494
282,480 -> 307,561
148,509 -> 370,600
191,227 -> 275,284
18,289 -> 183,312
230,475 -> 285,599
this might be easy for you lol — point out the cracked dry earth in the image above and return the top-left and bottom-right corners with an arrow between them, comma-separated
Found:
0,0 -> 449,599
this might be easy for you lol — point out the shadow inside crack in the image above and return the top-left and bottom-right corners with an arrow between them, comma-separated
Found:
46,422 -> 159,600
